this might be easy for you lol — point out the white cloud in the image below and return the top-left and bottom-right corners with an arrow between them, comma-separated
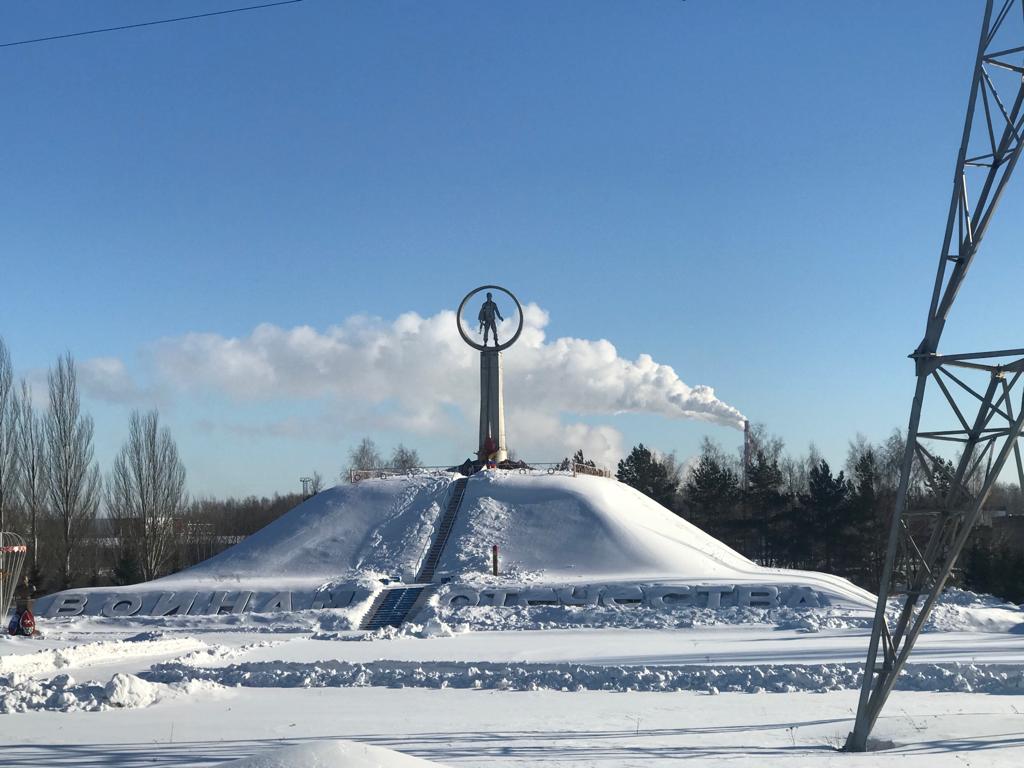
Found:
91,303 -> 744,467
506,409 -> 625,468
79,357 -> 144,404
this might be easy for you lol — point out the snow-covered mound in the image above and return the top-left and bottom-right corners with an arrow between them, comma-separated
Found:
220,740 -> 438,767
35,471 -> 874,617
170,474 -> 452,586
177,471 -> 869,597
442,472 -> 756,581
439,473 -> 864,591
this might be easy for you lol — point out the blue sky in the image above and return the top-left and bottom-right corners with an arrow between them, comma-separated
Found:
2,0 -> 1022,497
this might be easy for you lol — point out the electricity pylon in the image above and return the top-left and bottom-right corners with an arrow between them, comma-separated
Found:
847,0 -> 1024,751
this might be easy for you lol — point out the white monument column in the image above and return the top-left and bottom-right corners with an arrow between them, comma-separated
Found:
457,285 -> 523,464
479,349 -> 507,462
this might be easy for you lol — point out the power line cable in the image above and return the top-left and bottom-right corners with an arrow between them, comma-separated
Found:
0,0 -> 304,49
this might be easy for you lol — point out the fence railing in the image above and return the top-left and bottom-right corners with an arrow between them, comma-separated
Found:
349,462 -> 613,483
348,466 -> 456,484
571,462 -> 612,479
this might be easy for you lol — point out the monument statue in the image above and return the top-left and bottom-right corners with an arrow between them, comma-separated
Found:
456,285 -> 523,463
477,292 -> 504,346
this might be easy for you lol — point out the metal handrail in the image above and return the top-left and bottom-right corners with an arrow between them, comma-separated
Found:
349,461 -> 612,483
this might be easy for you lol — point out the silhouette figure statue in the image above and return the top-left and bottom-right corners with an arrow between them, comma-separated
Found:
478,292 -> 504,346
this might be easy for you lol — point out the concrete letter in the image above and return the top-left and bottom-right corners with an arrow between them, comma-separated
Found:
478,588 -> 518,607
193,590 -> 253,615
311,590 -> 357,609
600,585 -> 645,607
101,595 -> 143,617
519,588 -> 558,606
257,592 -> 293,613
735,586 -> 780,608
443,588 -> 480,608
554,586 -> 600,606
46,593 -> 87,617
643,585 -> 693,609
695,585 -> 734,609
152,592 -> 198,617
783,586 -> 821,608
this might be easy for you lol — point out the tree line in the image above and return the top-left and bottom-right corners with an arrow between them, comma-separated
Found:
0,338 -> 316,594
2,340 -> 106,591
1,336 -> 437,595
346,437 -> 422,474
613,426 -> 1024,602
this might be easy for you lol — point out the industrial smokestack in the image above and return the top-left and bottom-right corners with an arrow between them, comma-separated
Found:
742,419 -> 751,491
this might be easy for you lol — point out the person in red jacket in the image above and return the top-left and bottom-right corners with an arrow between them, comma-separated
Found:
8,575 -> 38,637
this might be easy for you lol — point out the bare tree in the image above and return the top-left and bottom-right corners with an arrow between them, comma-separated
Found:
743,423 -> 785,466
18,380 -> 48,574
108,410 -> 187,582
46,353 -> 101,587
310,470 -> 324,494
346,437 -> 382,476
779,443 -> 819,497
0,338 -> 20,531
655,448 -> 686,489
390,443 -> 421,472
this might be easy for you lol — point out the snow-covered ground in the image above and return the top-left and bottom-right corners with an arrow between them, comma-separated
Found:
6,474 -> 1024,765
4,589 -> 1024,766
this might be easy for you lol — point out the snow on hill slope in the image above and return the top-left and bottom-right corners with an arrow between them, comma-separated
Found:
436,472 -> 874,606
148,471 -> 870,599
440,472 -> 759,581
161,474 -> 452,587
35,469 -> 874,614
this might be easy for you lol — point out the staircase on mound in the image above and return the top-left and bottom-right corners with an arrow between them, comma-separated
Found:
360,584 -> 432,630
415,476 -> 468,583
359,476 -> 469,630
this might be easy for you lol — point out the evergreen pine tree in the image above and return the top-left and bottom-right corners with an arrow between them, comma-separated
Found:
573,449 -> 596,467
745,449 -> 788,566
616,444 -> 678,509
112,548 -> 141,586
847,450 -> 887,580
682,448 -> 741,541
804,458 -> 850,573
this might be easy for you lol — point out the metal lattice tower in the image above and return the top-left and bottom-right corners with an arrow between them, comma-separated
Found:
847,0 -> 1024,751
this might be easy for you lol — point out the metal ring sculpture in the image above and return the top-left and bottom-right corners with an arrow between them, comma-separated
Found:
456,285 -> 524,352
0,532 -> 28,620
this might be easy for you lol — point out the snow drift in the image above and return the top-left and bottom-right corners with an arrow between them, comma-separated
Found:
219,740 -> 438,767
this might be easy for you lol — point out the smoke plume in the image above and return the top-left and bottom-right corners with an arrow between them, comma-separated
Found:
87,304 -> 744,467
